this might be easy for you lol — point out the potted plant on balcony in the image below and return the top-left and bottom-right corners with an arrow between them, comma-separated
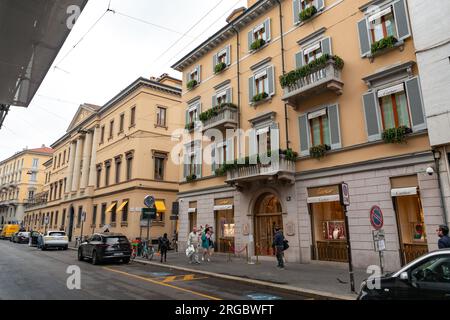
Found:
309,144 -> 331,159
371,35 -> 398,56
299,5 -> 317,22
281,148 -> 299,161
185,122 -> 195,131
214,62 -> 227,74
186,174 -> 197,182
187,79 -> 198,90
252,92 -> 269,104
382,126 -> 413,144
250,38 -> 266,51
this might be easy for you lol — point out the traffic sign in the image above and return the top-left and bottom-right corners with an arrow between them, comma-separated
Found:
370,205 -> 384,230
141,207 -> 157,220
169,215 -> 179,221
339,183 -> 350,206
44,216 -> 49,225
144,195 -> 155,208
81,211 -> 86,222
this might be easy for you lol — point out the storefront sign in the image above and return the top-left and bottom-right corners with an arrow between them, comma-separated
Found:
308,185 -> 339,197
339,183 -> 350,206
370,205 -> 384,230
391,187 -> 417,197
213,204 -> 233,211
307,194 -> 340,203
286,221 -> 295,236
187,208 -> 196,213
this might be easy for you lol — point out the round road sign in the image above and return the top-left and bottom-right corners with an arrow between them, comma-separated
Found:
144,195 -> 155,208
370,205 -> 384,230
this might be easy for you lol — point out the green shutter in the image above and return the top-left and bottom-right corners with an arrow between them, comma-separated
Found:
248,75 -> 255,103
362,92 -> 382,141
298,114 -> 310,156
293,0 -> 300,24
405,77 -> 426,131
295,51 -> 304,69
393,0 -> 411,40
357,18 -> 371,57
327,104 -> 341,149
267,66 -> 275,96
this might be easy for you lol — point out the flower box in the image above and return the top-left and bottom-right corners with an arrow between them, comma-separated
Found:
309,144 -> 331,159
299,6 -> 317,22
214,62 -> 227,74
186,174 -> 197,183
250,38 -> 266,51
382,126 -> 412,144
187,79 -> 198,90
371,36 -> 398,55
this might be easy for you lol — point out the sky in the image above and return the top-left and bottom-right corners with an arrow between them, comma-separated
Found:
0,0 -> 247,160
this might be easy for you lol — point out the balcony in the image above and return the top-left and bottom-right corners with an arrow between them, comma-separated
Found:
225,155 -> 295,188
281,57 -> 344,107
200,104 -> 238,132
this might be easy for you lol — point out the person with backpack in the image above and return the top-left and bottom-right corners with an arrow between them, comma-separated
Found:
158,233 -> 170,263
272,227 -> 286,269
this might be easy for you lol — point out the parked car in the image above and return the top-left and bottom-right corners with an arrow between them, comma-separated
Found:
0,224 -> 20,240
358,249 -> 450,300
38,231 -> 69,250
12,231 -> 30,244
78,233 -> 131,265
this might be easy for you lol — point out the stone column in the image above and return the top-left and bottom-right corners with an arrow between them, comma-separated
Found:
88,126 -> 99,187
65,141 -> 77,194
80,131 -> 93,189
71,138 -> 83,192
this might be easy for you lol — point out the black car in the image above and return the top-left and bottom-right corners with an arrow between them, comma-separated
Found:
78,233 -> 131,265
12,231 -> 30,244
358,249 -> 450,300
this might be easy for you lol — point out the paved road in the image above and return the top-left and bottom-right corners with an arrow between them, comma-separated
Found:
0,240 -> 309,300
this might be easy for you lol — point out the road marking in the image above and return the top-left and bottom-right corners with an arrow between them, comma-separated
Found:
103,267 -> 221,300
162,276 -> 177,283
160,274 -> 208,282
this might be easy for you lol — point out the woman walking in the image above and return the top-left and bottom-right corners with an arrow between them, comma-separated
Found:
201,227 -> 211,262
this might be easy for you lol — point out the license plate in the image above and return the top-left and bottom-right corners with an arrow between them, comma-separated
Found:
113,253 -> 123,256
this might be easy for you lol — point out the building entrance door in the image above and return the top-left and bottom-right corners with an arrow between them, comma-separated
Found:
254,193 -> 283,256
68,206 -> 75,242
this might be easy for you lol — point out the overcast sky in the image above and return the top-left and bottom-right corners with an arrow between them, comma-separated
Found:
0,0 -> 247,160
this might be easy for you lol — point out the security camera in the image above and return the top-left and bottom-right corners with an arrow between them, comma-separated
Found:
426,167 -> 434,176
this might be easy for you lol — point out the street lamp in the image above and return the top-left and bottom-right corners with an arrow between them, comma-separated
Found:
433,149 -> 441,160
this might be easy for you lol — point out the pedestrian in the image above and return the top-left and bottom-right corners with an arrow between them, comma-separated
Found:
208,226 -> 214,260
437,224 -> 450,249
187,226 -> 200,264
272,227 -> 285,269
201,227 -> 211,262
158,233 -> 170,262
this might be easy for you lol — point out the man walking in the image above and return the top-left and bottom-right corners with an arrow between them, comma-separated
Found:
158,233 -> 170,263
437,224 -> 450,249
187,227 -> 200,264
273,227 -> 285,269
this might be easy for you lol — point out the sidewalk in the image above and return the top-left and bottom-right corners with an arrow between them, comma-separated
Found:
134,250 -> 368,300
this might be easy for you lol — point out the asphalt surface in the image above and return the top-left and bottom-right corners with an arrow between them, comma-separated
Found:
0,240 -> 309,300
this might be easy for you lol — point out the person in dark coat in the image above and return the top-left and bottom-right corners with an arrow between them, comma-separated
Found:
273,227 -> 285,269
158,233 -> 170,262
437,224 -> 450,249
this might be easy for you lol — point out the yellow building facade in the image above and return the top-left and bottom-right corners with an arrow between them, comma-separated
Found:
173,0 -> 444,269
0,146 -> 53,226
23,74 -> 182,243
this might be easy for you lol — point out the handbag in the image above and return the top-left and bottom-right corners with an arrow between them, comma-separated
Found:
185,245 -> 195,257
283,239 -> 289,250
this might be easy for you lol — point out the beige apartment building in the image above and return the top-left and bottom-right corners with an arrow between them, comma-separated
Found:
23,74 -> 182,242
173,0 -> 445,270
0,146 -> 53,227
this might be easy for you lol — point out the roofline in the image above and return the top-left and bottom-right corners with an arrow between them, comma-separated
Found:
171,0 -> 279,71
0,149 -> 53,166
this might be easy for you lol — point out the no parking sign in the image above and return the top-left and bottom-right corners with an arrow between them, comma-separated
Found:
370,205 -> 384,230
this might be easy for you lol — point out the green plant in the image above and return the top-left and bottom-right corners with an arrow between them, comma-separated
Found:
187,79 -> 198,90
199,103 -> 237,123
185,122 -> 194,130
281,148 -> 299,161
299,5 -> 317,21
309,144 -> 331,159
382,126 -> 412,144
186,174 -> 197,182
250,38 -> 266,51
279,54 -> 344,88
371,35 -> 398,55
214,62 -> 227,74
252,92 -> 269,103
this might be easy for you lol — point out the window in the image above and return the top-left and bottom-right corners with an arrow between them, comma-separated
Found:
100,126 -> 105,144
368,7 -> 397,43
216,90 -> 227,106
101,203 -> 106,225
30,173 -> 37,182
57,154 -> 61,168
111,201 -> 117,223
248,18 -> 271,51
300,0 -> 314,10
96,165 -> 102,188
309,112 -> 330,146
32,158 -> 39,168
378,85 -> 410,130
154,156 -> 165,180
115,157 -> 121,184
77,206 -> 83,227
255,71 -> 268,95
62,209 -> 66,227
254,23 -> 266,41
91,205 -> 97,226
156,106 -> 167,127
119,114 -> 124,133
55,211 -> 58,227
50,212 -> 54,226
130,106 -> 136,127
59,180 -> 63,199
63,150 -> 66,164
303,42 -> 323,64
218,50 -> 227,64
256,127 -> 271,155
126,152 -> 133,180
411,255 -> 450,284
186,102 -> 201,125
249,66 -> 275,103
28,190 -> 34,200
109,120 -> 114,139
104,161 -> 111,186
189,153 -> 196,176
121,200 -> 128,223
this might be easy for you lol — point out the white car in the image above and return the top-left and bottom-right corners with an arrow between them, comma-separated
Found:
40,231 -> 69,250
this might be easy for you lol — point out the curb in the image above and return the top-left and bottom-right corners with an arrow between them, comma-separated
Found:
132,258 -> 356,300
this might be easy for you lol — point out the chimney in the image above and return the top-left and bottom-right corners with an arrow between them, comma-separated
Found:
226,7 -> 246,23
41,144 -> 46,148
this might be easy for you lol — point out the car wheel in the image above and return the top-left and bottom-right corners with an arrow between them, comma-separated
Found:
78,249 -> 84,261
92,250 -> 99,265
122,258 -> 130,264
64,246 -> 68,250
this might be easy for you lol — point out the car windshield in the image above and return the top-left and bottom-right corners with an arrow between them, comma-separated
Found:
105,236 -> 128,245
49,232 -> 65,236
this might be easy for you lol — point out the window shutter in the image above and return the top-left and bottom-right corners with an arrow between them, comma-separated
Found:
362,92 -> 382,141
298,114 -> 310,156
185,109 -> 189,125
327,104 -> 342,149
196,65 -> 201,83
183,151 -> 189,179
212,95 -> 217,107
267,65 -> 275,96
211,144 -> 216,173
226,138 -> 234,164
321,37 -> 332,56
293,0 -> 300,25
249,129 -> 258,163
316,0 -> 325,10
270,123 -> 279,152
393,0 -> 410,40
226,88 -> 232,103
196,103 -> 202,121
248,75 -> 255,103
295,51 -> 304,69
186,72 -> 190,87
248,30 -> 254,51
195,147 -> 202,178
265,18 -> 271,41
213,53 -> 218,70
226,45 -> 231,65
357,18 -> 371,57
405,77 -> 426,131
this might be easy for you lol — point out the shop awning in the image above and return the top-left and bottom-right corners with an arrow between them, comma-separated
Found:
116,201 -> 128,212
391,187 -> 417,197
307,194 -> 340,203
155,200 -> 166,212
105,203 -> 116,213
187,208 -> 197,213
213,204 -> 233,211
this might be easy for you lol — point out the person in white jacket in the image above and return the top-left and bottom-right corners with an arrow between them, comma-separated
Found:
187,227 -> 200,264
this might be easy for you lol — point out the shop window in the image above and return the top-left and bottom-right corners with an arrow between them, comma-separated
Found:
214,198 -> 234,253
